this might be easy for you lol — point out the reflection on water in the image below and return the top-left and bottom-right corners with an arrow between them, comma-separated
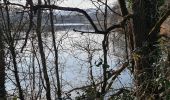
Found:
6,30 -> 133,99
54,23 -> 90,26
53,23 -> 92,31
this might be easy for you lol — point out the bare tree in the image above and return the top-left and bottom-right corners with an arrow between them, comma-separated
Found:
47,0 -> 62,99
1,0 -> 25,99
36,0 -> 52,100
1,0 -> 170,99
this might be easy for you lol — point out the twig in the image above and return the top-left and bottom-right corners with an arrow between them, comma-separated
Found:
108,88 -> 130,99
33,5 -> 132,34
73,29 -> 102,34
106,62 -> 129,91
148,9 -> 170,39
20,0 -> 34,53
33,5 -> 101,33
67,62 -> 129,93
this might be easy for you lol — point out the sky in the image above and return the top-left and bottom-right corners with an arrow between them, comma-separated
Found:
10,0 -> 117,9
59,0 -> 117,8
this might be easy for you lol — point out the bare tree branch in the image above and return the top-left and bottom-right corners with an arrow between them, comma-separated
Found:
67,62 -> 129,93
32,5 -> 127,34
148,9 -> 170,39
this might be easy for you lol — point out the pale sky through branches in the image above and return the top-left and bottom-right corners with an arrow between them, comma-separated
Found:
10,0 -> 117,9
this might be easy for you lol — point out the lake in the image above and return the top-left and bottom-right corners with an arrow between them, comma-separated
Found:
5,27 -> 133,99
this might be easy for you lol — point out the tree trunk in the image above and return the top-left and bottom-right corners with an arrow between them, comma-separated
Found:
10,46 -> 24,100
101,1 -> 109,96
48,4 -> 62,99
0,29 -> 6,100
132,0 -> 159,99
36,0 -> 51,100
101,33 -> 109,95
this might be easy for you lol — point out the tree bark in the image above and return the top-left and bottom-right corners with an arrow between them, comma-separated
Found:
36,0 -> 51,100
132,0 -> 159,99
0,29 -> 6,100
10,46 -> 24,100
101,1 -> 109,96
101,33 -> 109,95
